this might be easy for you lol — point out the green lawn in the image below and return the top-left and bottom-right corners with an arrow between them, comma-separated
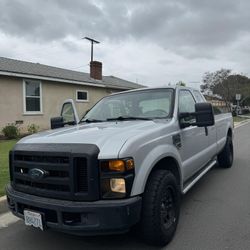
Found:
233,116 -> 249,123
0,140 -> 17,196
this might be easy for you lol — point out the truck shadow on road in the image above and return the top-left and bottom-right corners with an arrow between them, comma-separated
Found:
21,226 -> 159,250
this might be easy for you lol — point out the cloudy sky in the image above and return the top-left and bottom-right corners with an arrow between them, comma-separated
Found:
0,0 -> 250,88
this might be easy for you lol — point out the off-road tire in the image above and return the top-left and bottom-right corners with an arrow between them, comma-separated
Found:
217,136 -> 234,168
139,170 -> 180,246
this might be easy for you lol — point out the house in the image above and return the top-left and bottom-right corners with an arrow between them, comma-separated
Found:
0,57 -> 144,133
203,94 -> 230,113
204,95 -> 227,107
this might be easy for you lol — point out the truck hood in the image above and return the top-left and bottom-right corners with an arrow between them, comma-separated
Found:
18,120 -> 169,159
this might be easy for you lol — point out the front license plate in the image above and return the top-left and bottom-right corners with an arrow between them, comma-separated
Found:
24,210 -> 44,231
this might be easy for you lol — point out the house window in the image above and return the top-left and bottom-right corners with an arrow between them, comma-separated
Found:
76,90 -> 89,102
23,80 -> 42,113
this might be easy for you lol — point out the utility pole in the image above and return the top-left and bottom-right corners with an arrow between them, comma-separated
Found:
83,37 -> 100,62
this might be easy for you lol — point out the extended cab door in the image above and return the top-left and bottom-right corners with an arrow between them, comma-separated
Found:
50,99 -> 80,129
61,99 -> 79,124
178,89 -> 210,181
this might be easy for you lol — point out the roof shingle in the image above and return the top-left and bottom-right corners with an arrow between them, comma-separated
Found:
0,57 -> 144,89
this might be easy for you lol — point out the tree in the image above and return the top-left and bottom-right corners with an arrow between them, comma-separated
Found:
201,69 -> 232,109
176,81 -> 186,86
201,69 -> 250,110
226,74 -> 250,105
242,96 -> 250,106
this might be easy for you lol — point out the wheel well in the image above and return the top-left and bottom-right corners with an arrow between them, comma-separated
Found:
227,128 -> 232,138
149,157 -> 181,186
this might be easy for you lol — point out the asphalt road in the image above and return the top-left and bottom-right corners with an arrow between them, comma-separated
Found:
1,122 -> 250,250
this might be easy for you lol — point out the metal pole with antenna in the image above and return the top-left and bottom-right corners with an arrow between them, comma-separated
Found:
83,37 -> 100,62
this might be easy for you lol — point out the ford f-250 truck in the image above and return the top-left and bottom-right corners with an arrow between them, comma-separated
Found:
6,86 -> 234,246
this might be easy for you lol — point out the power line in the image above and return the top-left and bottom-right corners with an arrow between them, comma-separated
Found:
69,64 -> 89,70
9,43 -> 59,58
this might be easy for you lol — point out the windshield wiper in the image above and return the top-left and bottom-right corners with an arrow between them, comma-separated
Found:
80,118 -> 105,123
106,116 -> 152,121
80,116 -> 152,123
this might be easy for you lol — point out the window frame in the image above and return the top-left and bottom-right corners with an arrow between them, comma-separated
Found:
76,90 -> 89,103
80,88 -> 175,122
23,79 -> 43,115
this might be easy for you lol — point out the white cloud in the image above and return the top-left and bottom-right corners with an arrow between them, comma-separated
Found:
1,0 -> 250,88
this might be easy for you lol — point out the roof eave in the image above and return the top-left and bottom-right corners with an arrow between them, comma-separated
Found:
0,70 -> 138,89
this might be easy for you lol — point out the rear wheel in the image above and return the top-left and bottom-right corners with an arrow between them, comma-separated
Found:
217,136 -> 234,168
139,170 -> 180,246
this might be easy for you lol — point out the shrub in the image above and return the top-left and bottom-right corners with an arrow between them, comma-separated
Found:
27,124 -> 39,134
2,123 -> 20,139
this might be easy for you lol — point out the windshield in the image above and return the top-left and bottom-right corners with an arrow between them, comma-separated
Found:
80,88 -> 174,122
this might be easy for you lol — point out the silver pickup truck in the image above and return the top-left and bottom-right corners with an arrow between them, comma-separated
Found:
6,86 -> 234,246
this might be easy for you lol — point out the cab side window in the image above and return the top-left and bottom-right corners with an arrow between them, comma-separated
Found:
179,90 -> 196,113
178,90 -> 196,123
193,90 -> 205,103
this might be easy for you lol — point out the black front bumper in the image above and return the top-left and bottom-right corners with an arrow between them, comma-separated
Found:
6,184 -> 142,235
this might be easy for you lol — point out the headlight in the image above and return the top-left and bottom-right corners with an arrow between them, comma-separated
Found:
100,158 -> 135,199
110,178 -> 126,193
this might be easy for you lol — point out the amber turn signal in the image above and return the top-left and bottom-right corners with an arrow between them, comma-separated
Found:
126,159 -> 134,170
108,160 -> 125,172
101,159 -> 134,172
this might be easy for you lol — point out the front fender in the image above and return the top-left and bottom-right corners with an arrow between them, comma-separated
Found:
131,144 -> 183,196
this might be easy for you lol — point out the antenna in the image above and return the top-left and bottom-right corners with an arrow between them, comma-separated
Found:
83,37 -> 100,62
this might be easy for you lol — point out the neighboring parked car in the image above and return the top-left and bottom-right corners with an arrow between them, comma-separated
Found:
6,86 -> 234,246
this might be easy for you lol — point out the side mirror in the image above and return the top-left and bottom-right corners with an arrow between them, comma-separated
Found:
179,102 -> 215,128
195,102 -> 215,127
51,116 -> 64,129
50,116 -> 77,129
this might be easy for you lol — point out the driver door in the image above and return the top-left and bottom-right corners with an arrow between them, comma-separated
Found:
178,90 -> 209,181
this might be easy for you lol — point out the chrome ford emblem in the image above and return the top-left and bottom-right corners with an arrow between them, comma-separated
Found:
28,168 -> 47,180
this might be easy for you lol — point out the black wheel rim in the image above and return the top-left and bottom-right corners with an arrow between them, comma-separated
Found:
160,187 -> 176,230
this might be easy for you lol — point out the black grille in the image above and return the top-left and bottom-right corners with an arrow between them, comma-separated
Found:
15,179 -> 70,192
14,154 -> 69,164
10,143 -> 100,201
13,153 -> 72,194
75,158 -> 88,192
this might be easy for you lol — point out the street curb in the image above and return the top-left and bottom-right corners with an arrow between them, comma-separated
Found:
0,195 -> 8,214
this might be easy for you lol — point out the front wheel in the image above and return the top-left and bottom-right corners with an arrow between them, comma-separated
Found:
217,136 -> 234,168
139,170 -> 180,246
